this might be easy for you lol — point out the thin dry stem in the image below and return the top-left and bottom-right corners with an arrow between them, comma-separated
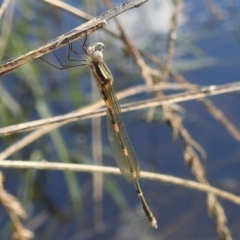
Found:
140,48 -> 240,143
44,0 -> 121,39
161,0 -> 182,80
0,0 -> 148,77
0,20 -> 107,76
0,82 -> 239,137
43,0 -> 93,21
104,0 -> 155,86
0,161 -> 239,205
0,83 -> 191,159
184,145 -> 232,240
160,1 -> 232,238
0,0 -> 11,19
0,173 -> 33,240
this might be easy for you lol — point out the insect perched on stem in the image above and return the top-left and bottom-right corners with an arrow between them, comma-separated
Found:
41,34 -> 157,228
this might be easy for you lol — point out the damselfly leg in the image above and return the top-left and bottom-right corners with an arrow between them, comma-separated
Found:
40,33 -> 89,69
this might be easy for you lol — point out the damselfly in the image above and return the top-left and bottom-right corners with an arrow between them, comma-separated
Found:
41,35 -> 157,228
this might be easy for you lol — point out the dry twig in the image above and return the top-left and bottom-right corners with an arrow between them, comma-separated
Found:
0,161 -> 239,206
0,0 -> 147,77
0,81 -> 239,136
0,173 -> 33,240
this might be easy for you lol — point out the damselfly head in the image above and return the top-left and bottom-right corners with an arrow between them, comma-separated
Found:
94,42 -> 105,52
87,42 -> 104,62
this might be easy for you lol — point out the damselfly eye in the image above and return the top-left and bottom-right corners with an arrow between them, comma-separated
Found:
87,46 -> 95,56
94,42 -> 105,52
91,51 -> 103,62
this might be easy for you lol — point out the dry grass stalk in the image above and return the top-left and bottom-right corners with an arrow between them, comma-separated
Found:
0,173 -> 33,240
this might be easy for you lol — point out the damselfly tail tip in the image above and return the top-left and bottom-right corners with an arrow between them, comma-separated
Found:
151,218 -> 158,229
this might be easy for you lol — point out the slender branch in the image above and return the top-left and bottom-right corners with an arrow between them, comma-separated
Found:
0,173 -> 33,240
161,0 -> 182,80
140,48 -> 240,144
0,81 -> 239,136
0,0 -> 148,77
0,160 -> 239,206
0,83 -> 192,160
43,0 -> 93,21
0,0 -> 11,19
